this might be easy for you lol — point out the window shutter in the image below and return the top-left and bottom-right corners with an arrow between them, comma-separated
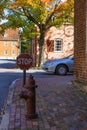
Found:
47,40 -> 54,52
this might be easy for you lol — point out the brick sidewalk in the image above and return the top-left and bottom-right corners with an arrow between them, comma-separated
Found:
1,76 -> 87,130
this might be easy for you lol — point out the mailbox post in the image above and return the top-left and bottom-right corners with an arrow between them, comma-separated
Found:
16,53 -> 33,87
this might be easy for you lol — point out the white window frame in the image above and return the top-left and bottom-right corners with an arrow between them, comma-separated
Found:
12,42 -> 15,46
4,41 -> 8,46
4,50 -> 8,55
54,39 -> 63,52
12,50 -> 15,55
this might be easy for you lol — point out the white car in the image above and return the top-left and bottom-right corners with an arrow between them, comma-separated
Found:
41,55 -> 74,75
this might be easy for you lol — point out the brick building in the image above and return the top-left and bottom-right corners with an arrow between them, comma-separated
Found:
0,28 -> 20,59
44,24 -> 74,61
74,0 -> 87,90
32,24 -> 74,66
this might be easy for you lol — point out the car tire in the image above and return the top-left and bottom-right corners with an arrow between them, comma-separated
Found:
55,65 -> 68,75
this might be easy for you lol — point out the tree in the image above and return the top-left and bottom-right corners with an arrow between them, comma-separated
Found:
0,0 -> 74,67
19,22 -> 38,53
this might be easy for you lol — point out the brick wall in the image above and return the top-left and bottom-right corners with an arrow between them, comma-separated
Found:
74,0 -> 87,82
34,24 -> 74,66
44,25 -> 74,61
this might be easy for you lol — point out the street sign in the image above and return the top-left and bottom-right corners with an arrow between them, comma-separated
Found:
16,53 -> 33,70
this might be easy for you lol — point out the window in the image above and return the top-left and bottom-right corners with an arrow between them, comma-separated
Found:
12,42 -> 15,46
12,50 -> 15,55
54,39 -> 62,52
4,50 -> 8,55
4,42 -> 8,46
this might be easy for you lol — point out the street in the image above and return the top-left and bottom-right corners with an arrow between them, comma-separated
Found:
0,68 -> 73,115
0,69 -> 21,113
1,68 -> 87,130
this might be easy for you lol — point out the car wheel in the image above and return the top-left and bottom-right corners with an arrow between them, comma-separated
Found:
55,65 -> 68,75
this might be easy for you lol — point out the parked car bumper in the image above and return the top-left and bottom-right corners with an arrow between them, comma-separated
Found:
42,65 -> 55,73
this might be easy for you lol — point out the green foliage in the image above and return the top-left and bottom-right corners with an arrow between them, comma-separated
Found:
21,41 -> 29,53
0,0 -> 74,66
0,0 -> 74,30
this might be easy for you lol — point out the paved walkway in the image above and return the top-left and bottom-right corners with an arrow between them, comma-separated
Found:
1,76 -> 87,130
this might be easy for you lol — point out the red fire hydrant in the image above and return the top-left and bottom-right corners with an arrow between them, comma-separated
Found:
19,75 -> 38,119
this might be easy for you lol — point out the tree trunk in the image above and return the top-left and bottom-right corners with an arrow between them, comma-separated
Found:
38,25 -> 45,67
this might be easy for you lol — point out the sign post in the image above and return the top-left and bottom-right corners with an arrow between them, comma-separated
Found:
16,53 -> 33,87
23,69 -> 26,87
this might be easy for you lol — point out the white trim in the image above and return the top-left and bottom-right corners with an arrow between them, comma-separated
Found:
54,39 -> 62,52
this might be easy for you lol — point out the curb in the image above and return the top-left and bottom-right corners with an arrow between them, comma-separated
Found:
0,79 -> 19,130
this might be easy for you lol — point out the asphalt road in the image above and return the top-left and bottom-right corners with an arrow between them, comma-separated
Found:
0,70 -> 22,113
